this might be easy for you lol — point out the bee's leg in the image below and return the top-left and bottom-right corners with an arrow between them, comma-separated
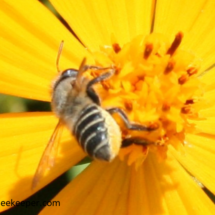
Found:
106,107 -> 158,131
86,69 -> 115,105
81,61 -> 114,77
77,58 -> 108,79
122,137 -> 153,147
83,65 -> 104,71
86,68 -> 115,89
77,59 -> 114,89
83,63 -> 115,73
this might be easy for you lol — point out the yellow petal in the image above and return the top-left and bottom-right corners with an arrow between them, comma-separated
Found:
127,163 -> 150,214
200,66 -> 215,91
0,0 -> 90,101
147,153 -> 215,214
171,133 -> 215,194
199,107 -> 215,118
153,0 -> 207,34
40,159 -> 125,215
0,112 -> 85,211
50,0 -> 153,50
40,154 -> 215,215
194,117 -> 215,135
153,0 -> 215,71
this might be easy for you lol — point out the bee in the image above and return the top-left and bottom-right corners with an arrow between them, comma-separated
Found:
32,42 -> 157,189
51,58 -> 122,162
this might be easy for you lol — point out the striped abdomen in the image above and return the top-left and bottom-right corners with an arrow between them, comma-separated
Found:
73,104 -> 121,161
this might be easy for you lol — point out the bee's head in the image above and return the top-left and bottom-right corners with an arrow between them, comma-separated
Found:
52,65 -> 100,117
54,58 -> 88,92
51,69 -> 78,117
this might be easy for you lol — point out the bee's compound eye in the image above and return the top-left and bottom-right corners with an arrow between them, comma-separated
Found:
61,69 -> 78,79
54,69 -> 78,90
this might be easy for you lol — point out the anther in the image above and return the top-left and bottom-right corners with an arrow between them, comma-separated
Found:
144,43 -> 153,59
185,99 -> 194,105
164,60 -> 175,74
148,122 -> 159,130
178,74 -> 188,85
187,67 -> 198,76
142,146 -> 148,153
101,81 -> 111,90
124,101 -> 133,111
112,43 -> 121,53
162,103 -> 170,111
138,76 -> 145,81
115,67 -> 121,75
181,106 -> 191,114
155,53 -> 161,57
167,32 -> 183,56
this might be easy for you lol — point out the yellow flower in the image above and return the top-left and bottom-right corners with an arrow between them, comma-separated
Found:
1,0 -> 215,214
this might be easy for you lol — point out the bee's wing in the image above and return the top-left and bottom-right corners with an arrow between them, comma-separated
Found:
32,120 -> 64,190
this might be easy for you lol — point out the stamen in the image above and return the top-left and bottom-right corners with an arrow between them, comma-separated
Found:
112,43 -> 121,53
162,103 -> 170,111
124,101 -> 133,111
115,67 -> 121,75
92,32 -> 202,166
167,32 -> 183,56
185,99 -> 194,105
187,67 -> 198,76
148,122 -> 159,130
138,76 -> 145,81
142,146 -> 148,152
178,74 -> 188,85
155,53 -> 161,57
144,43 -> 153,59
181,106 -> 191,114
164,60 -> 175,74
101,81 -> 111,90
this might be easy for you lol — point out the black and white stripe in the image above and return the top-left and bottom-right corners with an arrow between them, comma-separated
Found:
73,104 -> 110,159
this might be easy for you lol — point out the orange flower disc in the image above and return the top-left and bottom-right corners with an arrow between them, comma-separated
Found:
89,32 -> 204,168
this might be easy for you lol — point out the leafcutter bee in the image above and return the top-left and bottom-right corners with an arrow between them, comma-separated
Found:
32,42 -> 157,189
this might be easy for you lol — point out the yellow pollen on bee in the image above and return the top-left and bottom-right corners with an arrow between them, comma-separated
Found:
91,32 -> 204,168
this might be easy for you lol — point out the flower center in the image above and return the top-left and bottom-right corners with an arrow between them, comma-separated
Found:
91,32 -> 204,167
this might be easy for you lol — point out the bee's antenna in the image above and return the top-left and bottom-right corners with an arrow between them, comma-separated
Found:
56,41 -> 64,73
76,57 -> 87,90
